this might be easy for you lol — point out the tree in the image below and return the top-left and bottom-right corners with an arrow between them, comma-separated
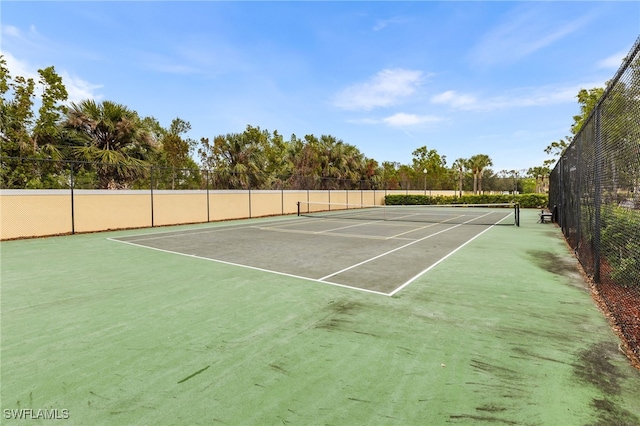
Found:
380,161 -> 400,189
571,87 -> 605,135
164,120 -> 190,169
363,158 -> 380,189
280,133 -> 367,190
262,129 -> 289,186
467,154 -> 493,194
528,166 -> 551,193
198,125 -> 269,189
411,146 -> 446,190
1,59 -> 71,188
544,86 -> 605,167
1,74 -> 35,157
32,66 -> 68,158
156,118 -> 199,189
452,158 -> 468,196
65,100 -> 156,188
320,136 -> 365,189
0,55 -> 10,142
0,58 -> 38,188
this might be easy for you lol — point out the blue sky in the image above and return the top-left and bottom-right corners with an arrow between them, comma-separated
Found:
2,1 -> 639,172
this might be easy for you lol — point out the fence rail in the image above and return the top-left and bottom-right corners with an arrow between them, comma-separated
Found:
1,156 -> 533,193
549,35 -> 640,367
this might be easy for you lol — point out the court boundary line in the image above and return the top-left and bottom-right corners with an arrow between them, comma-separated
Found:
109,210 -> 511,296
107,237 -> 391,296
253,226 -> 417,241
109,215 -> 309,242
388,224 -> 496,296
318,222 -> 465,281
388,212 -> 515,296
256,216 -> 444,241
318,211 -> 496,281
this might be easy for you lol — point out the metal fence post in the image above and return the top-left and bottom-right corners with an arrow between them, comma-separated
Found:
70,163 -> 75,235
150,166 -> 155,227
593,107 -> 602,284
206,169 -> 210,222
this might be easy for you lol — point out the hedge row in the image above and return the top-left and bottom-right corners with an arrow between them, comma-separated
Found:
384,193 -> 549,209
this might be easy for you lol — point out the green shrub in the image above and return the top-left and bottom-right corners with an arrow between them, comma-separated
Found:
384,193 -> 548,208
601,205 -> 640,287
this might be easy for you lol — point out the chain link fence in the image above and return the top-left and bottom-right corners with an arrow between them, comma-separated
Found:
0,156 -> 536,193
1,156 -> 542,241
549,36 -> 640,367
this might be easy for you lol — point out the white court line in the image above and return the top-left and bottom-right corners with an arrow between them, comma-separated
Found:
388,225 -> 494,296
318,211 -> 496,282
386,220 -> 455,239
108,237 -> 390,296
110,215 -> 311,242
388,211 -> 515,296
314,219 -> 385,234
109,210 -> 513,296
253,226 -> 416,241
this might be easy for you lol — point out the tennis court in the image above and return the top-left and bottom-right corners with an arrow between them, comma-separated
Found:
111,204 -> 519,295
2,207 -> 640,425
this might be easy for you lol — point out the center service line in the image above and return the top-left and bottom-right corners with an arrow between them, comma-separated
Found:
318,211 -> 495,282
388,211 -> 515,295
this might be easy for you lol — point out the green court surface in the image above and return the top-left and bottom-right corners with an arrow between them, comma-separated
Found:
1,208 -> 639,425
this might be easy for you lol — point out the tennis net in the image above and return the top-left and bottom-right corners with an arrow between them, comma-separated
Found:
297,201 -> 520,226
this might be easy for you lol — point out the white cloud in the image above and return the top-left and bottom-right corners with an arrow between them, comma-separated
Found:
431,91 -> 477,109
0,51 -> 102,104
1,24 -> 46,53
431,82 -> 603,112
470,5 -> 596,66
373,17 -> 410,32
60,71 -> 103,103
382,113 -> 442,127
2,25 -> 21,38
333,68 -> 424,111
0,51 -> 39,81
345,118 -> 379,125
346,113 -> 443,128
597,50 -> 627,70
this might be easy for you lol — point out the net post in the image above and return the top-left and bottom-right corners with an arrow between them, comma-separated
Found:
515,203 -> 520,227
297,201 -> 300,217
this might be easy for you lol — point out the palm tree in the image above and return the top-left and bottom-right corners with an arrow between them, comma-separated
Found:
199,126 -> 269,189
452,158 -> 468,197
528,166 -> 551,193
65,100 -> 156,188
467,154 -> 493,194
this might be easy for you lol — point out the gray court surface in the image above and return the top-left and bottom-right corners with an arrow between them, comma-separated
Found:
111,214 -> 512,295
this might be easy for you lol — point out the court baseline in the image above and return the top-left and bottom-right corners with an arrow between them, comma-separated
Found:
110,213 -> 506,295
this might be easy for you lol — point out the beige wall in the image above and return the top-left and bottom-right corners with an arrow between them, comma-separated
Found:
153,192 -> 208,227
0,188 -> 459,240
74,192 -> 151,233
1,191 -> 72,239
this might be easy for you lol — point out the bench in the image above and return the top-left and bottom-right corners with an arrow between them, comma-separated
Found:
539,210 -> 554,223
